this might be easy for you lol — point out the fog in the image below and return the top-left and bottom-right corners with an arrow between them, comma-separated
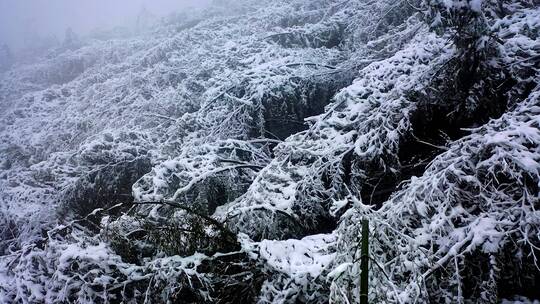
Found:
0,0 -> 211,50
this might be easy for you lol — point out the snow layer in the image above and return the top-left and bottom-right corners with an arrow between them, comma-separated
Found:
0,0 -> 539,302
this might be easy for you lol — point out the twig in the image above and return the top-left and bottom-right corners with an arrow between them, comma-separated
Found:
145,113 -> 178,122
168,164 -> 263,201
133,201 -> 238,245
411,133 -> 449,151
284,62 -> 337,70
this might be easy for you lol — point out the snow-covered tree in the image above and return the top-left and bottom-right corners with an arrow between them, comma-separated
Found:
0,0 -> 538,302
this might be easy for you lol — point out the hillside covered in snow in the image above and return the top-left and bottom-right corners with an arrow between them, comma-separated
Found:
1,0 -> 539,303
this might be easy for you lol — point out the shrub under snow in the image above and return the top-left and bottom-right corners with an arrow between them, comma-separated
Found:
0,0 -> 539,303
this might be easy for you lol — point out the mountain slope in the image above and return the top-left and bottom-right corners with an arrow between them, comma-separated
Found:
0,0 -> 539,303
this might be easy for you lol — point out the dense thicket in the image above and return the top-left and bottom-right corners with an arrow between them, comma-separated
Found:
0,0 -> 538,303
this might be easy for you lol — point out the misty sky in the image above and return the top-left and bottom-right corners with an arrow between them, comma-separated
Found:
0,0 -> 210,49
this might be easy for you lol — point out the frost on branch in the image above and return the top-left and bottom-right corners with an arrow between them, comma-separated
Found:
218,30 -> 454,240
331,90 -> 540,303
1,0 -> 539,302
